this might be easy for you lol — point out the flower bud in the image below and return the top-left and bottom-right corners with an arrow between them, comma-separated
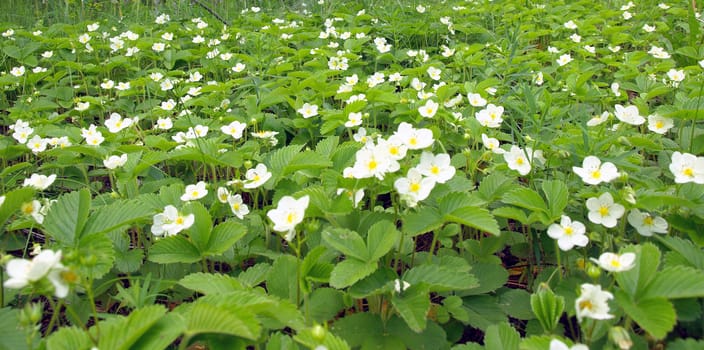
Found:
586,263 -> 601,280
311,324 -> 326,340
610,326 -> 632,349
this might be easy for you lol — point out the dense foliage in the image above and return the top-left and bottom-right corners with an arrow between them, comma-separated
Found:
1,0 -> 704,349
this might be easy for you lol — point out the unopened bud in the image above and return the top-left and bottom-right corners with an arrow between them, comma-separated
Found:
610,326 -> 632,349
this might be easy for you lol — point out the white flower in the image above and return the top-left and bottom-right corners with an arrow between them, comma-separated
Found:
151,205 -> 195,237
23,174 -> 57,190
592,252 -> 636,272
0,195 -> 4,208
627,209 -> 668,236
467,93 -> 488,107
666,69 -> 685,83
85,133 -> 104,146
622,11 -> 632,20
228,194 -> 249,219
547,216 -> 588,251
647,46 -> 671,59
481,134 -> 505,154
267,195 -> 310,242
394,168 -> 436,207
394,279 -> 411,293
504,146 -> 532,175
336,188 -> 364,208
549,339 -> 589,350
75,101 -> 90,111
613,104 -> 645,125
669,151 -> 704,184
345,112 -> 363,127
156,117 -> 173,130
4,249 -> 68,298
221,120 -> 246,139
244,163 -> 272,189
418,99 -> 439,118
569,33 -> 581,43
21,200 -> 44,223
586,192 -> 625,228
575,284 -> 614,322
297,103 -> 319,118
115,81 -> 131,91
647,114 -> 673,134
564,20 -> 577,30
104,154 -> 128,169
10,66 -> 25,77
11,125 -> 33,144
611,82 -> 621,97
547,46 -> 559,53
556,54 -> 572,66
27,135 -> 48,153
104,113 -> 134,133
658,3 -> 670,9
587,111 -> 610,127
416,5 -> 426,13
161,99 -> 177,111
533,71 -> 544,85
232,63 -> 246,73
217,187 -> 231,203
415,152 -> 455,184
393,122 -> 434,150
642,24 -> 656,33
181,181 -> 208,201
475,104 -> 504,128
155,13 -> 170,24
572,156 -> 619,185
349,144 -> 398,180
426,66 -> 441,81
152,42 -> 166,52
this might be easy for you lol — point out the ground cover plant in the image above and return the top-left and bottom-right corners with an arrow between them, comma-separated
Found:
1,0 -> 704,349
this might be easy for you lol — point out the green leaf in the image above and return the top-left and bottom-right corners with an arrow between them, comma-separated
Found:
366,220 -> 399,261
267,255 -> 299,303
656,235 -> 704,270
493,206 -> 530,225
530,287 -> 564,333
45,326 -> 92,350
498,289 -> 534,320
82,199 -> 152,237
462,295 -> 507,330
402,207 -> 443,237
484,322 -> 520,350
387,316 -> 447,350
306,288 -> 345,323
76,233 -> 115,279
502,187 -> 548,214
238,263 -> 270,288
332,312 -> 386,348
93,305 -> 167,350
615,243 -> 660,299
148,235 -> 202,264
130,313 -> 185,350
404,264 -> 478,292
0,307 -> 32,350
182,302 -> 260,340
348,267 -> 397,298
179,272 -> 243,295
541,180 -> 568,221
519,335 -> 554,350
265,144 -> 305,184
205,220 -> 247,256
641,265 -> 704,299
391,284 -> 431,333
323,227 -> 369,261
294,327 -> 351,350
477,173 -> 516,202
443,206 -> 500,236
462,263 -> 509,295
615,290 -> 675,340
283,150 -> 333,175
668,338 -> 704,350
329,258 -> 377,289
0,187 -> 35,230
184,201 -> 212,253
43,189 -> 91,245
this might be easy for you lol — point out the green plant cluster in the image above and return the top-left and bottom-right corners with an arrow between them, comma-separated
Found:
0,0 -> 704,349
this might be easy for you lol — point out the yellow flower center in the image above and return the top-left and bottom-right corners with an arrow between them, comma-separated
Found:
564,226 -> 574,236
683,167 -> 694,177
516,157 -> 525,165
287,212 -> 296,224
21,202 -> 34,215
426,107 -> 434,115
655,121 -> 664,129
431,165 -> 440,175
579,299 -> 593,311
599,205 -> 609,216
61,270 -> 78,283
591,170 -> 601,179
175,216 -> 184,225
409,137 -> 417,146
368,160 -> 377,170
610,259 -> 621,267
232,203 -> 240,211
410,183 -> 420,192
643,216 -> 654,226
191,191 -> 199,197
389,147 -> 398,155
